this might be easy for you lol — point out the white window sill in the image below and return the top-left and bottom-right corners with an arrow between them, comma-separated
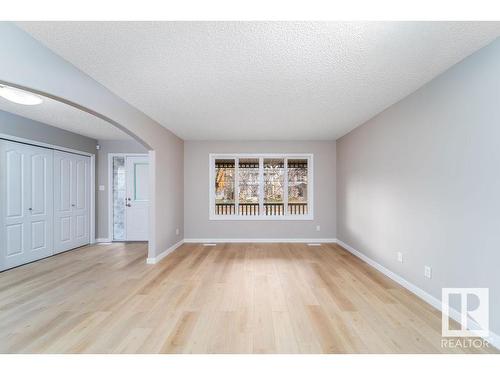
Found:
209,215 -> 314,221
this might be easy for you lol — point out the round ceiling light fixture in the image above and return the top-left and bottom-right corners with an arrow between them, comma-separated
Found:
0,85 -> 43,106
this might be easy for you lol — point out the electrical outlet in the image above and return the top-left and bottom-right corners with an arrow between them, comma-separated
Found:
424,266 -> 432,279
316,225 -> 321,232
175,228 -> 180,236
397,252 -> 403,263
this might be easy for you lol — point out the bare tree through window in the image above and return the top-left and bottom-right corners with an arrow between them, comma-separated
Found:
212,155 -> 310,217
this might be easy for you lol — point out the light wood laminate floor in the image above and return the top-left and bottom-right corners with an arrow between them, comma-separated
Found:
0,242 -> 495,353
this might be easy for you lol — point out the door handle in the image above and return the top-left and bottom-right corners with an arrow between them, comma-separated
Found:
71,204 -> 76,207
126,203 -> 131,207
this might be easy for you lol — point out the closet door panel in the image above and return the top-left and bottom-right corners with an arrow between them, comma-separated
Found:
60,217 -> 72,242
75,158 -> 87,210
1,142 -> 28,269
5,148 -> 24,218
54,151 -> 74,253
73,156 -> 90,247
31,221 -> 46,250
5,224 -> 23,257
31,154 -> 48,215
53,151 -> 90,253
26,148 -> 53,262
59,157 -> 72,212
1,140 -> 53,270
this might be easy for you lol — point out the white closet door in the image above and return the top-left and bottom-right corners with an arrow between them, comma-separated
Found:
0,140 -> 28,270
0,140 -> 53,271
26,145 -> 54,262
53,151 -> 73,253
73,155 -> 90,248
53,150 -> 90,254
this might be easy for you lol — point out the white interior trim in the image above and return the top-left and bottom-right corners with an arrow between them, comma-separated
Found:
146,239 -> 184,264
258,156 -> 263,215
147,150 -> 156,260
283,156 -> 289,217
336,239 -> 500,350
107,152 -> 148,242
209,153 -> 314,221
107,153 -> 113,242
95,238 -> 111,243
183,238 -> 337,243
89,154 -> 95,244
207,216 -> 314,221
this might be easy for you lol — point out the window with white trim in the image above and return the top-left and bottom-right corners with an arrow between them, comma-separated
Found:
210,154 -> 313,220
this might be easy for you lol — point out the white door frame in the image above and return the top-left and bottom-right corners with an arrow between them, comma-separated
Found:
107,153 -> 148,242
0,132 -> 96,245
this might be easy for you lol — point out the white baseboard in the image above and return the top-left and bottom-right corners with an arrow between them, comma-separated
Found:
146,239 -> 184,264
336,239 -> 500,350
336,240 -> 443,311
183,238 -> 337,244
95,238 -> 112,243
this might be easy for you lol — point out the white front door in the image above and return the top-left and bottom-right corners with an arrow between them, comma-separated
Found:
125,156 -> 149,241
0,140 -> 53,270
53,150 -> 90,253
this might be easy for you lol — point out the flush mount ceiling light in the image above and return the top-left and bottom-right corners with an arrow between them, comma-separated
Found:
0,85 -> 43,106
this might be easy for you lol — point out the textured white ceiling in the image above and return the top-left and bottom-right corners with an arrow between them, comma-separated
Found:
0,89 -> 131,140
17,21 -> 500,140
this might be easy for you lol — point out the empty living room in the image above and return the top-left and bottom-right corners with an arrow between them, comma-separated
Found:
1,1 -> 500,373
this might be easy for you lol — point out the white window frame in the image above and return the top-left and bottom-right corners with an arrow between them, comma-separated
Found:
209,153 -> 313,221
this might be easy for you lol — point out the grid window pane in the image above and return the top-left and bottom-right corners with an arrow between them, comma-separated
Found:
238,158 -> 260,215
288,159 -> 308,215
264,158 -> 284,216
215,159 -> 235,215
211,154 -> 311,219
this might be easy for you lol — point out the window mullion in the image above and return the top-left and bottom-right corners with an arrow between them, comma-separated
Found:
259,157 -> 264,216
211,156 -> 215,217
283,157 -> 288,216
308,155 -> 312,217
234,157 -> 239,216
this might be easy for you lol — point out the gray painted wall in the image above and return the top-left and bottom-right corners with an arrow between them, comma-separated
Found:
337,38 -> 500,335
96,140 -> 148,240
0,23 -> 184,258
184,141 -> 336,240
0,109 -> 97,155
